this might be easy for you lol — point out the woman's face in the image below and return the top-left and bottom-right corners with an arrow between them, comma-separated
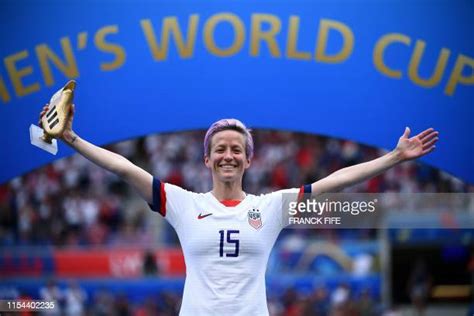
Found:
205,130 -> 250,184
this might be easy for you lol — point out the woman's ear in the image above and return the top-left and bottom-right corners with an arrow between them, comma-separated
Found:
245,158 -> 251,169
204,155 -> 210,168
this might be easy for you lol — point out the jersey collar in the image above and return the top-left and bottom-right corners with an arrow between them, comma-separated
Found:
220,199 -> 242,207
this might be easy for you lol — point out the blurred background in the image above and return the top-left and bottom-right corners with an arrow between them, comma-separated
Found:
1,130 -> 473,315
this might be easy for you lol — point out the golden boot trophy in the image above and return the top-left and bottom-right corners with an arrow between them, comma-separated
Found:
30,80 -> 76,155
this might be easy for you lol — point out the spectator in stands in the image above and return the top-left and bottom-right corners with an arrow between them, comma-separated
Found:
330,283 -> 356,316
91,288 -> 114,316
39,278 -> 63,316
355,288 -> 378,316
308,286 -> 330,316
114,293 -> 131,315
407,258 -> 432,316
142,249 -> 158,276
64,280 -> 87,316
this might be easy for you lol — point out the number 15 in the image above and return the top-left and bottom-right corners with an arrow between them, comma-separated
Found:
219,230 -> 239,257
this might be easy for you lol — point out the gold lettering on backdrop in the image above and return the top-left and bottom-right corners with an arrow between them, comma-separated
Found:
0,76 -> 11,103
445,54 -> 474,96
373,33 -> 411,79
315,19 -> 354,63
36,37 -> 79,87
408,40 -> 450,87
77,32 -> 88,50
4,50 -> 40,97
94,25 -> 126,71
141,15 -> 198,61
286,16 -> 311,60
204,13 -> 245,57
250,14 -> 282,57
1,13 -> 472,103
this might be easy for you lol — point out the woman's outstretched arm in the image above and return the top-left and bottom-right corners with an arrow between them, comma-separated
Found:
39,104 -> 153,203
310,127 -> 439,194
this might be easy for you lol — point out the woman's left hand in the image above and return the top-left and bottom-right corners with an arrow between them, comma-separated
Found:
394,127 -> 439,161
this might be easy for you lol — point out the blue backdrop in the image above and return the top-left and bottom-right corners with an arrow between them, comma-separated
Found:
1,0 -> 473,184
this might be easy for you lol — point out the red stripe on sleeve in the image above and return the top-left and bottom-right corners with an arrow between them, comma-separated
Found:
297,186 -> 304,203
160,182 -> 167,217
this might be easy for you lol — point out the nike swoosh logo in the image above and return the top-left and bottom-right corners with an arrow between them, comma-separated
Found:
197,212 -> 213,220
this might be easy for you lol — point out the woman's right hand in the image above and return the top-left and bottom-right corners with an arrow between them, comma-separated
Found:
38,103 -> 77,143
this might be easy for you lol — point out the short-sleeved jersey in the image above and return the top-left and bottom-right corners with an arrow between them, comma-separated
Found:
149,178 -> 311,316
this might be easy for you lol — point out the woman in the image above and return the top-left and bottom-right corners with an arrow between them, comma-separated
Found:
39,105 -> 438,315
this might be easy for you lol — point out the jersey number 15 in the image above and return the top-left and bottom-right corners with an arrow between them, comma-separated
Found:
219,230 -> 239,257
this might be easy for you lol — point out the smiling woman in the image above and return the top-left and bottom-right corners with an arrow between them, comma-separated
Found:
37,102 -> 438,315
146,119 -> 307,315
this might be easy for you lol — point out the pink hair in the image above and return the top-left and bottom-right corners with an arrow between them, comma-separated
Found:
204,119 -> 254,160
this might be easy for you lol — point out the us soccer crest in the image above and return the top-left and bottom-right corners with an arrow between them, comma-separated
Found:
248,208 -> 262,230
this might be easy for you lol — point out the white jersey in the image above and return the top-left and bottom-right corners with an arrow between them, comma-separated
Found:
149,178 -> 311,316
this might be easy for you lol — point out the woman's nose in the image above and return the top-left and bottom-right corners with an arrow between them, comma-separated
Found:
223,149 -> 233,160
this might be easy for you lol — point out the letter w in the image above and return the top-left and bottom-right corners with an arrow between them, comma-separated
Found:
141,15 -> 199,60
